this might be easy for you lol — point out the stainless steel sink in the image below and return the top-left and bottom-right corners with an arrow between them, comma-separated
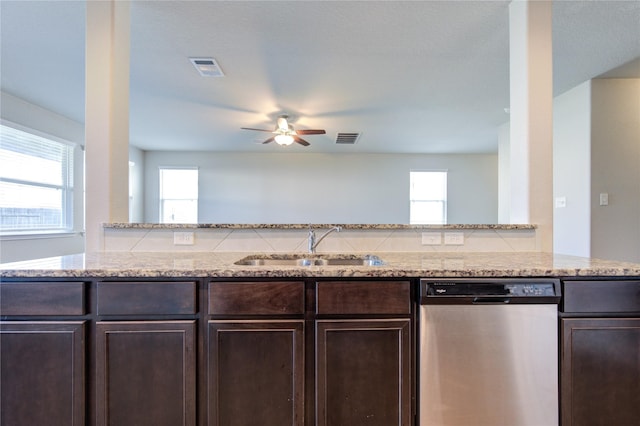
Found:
234,254 -> 384,267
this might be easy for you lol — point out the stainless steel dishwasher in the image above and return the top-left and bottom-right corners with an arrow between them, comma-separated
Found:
419,278 -> 561,426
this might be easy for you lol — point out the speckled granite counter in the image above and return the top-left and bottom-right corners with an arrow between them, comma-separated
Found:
104,223 -> 536,230
2,251 -> 639,279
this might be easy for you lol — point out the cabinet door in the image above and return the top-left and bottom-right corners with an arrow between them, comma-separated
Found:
208,320 -> 304,426
561,318 -> 640,426
316,319 -> 412,426
1,321 -> 85,426
95,321 -> 196,426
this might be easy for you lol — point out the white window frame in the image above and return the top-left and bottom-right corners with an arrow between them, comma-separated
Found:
158,166 -> 199,224
0,122 -> 78,235
409,170 -> 448,224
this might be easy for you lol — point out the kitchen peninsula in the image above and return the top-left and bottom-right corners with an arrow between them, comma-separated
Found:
2,224 -> 639,426
2,250 -> 640,279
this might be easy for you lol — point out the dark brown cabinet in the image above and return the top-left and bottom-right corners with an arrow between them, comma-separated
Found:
208,279 -> 414,426
560,280 -> 640,426
95,320 -> 197,426
1,277 -> 414,426
315,280 -> 411,316
1,321 -> 86,426
1,281 -> 86,316
561,318 -> 640,426
96,280 -> 197,315
94,280 -> 198,426
208,320 -> 305,426
315,280 -> 413,426
1,281 -> 86,426
207,281 -> 305,426
316,319 -> 411,426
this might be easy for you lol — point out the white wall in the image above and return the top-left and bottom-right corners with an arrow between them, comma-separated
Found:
590,79 -> 640,262
144,152 -> 498,224
498,122 -> 511,223
552,78 -> 640,262
553,81 -> 592,257
0,91 -> 85,262
128,145 -> 145,222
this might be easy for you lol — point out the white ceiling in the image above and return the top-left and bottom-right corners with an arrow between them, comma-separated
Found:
1,1 -> 639,154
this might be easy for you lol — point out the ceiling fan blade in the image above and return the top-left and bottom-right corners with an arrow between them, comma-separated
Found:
293,136 -> 310,146
241,127 -> 274,133
262,136 -> 276,144
295,129 -> 326,135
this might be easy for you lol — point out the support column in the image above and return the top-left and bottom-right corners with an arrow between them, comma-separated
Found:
85,0 -> 130,252
509,0 -> 553,251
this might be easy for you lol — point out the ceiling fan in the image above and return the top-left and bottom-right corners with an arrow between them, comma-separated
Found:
241,115 -> 326,146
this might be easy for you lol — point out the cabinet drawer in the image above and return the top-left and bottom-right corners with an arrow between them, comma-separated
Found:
0,282 -> 86,316
316,281 -> 411,315
209,281 -> 304,316
97,281 -> 197,315
563,280 -> 640,313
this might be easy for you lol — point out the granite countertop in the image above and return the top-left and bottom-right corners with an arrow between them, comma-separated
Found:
103,223 -> 537,230
2,251 -> 640,279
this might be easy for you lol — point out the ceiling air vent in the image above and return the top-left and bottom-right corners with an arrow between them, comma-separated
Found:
335,132 -> 360,145
189,57 -> 225,77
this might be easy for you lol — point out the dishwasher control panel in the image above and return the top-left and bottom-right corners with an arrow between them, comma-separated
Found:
505,283 -> 557,296
420,278 -> 561,304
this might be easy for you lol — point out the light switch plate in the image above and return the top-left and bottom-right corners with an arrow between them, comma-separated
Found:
444,232 -> 464,245
174,231 -> 195,245
599,193 -> 609,206
422,232 -> 442,245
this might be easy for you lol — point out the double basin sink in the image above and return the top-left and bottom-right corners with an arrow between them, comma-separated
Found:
234,254 -> 385,267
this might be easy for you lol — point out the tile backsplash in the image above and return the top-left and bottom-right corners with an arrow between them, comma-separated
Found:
102,226 -> 539,253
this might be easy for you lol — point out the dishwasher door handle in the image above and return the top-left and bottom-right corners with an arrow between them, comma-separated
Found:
471,297 -> 511,304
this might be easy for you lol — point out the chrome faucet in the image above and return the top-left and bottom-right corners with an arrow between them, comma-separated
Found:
308,226 -> 342,253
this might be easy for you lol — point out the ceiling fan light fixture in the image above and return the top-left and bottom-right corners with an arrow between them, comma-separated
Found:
275,134 -> 294,146
242,116 -> 324,147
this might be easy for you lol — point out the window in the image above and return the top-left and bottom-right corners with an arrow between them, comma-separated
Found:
0,124 -> 75,233
159,167 -> 198,223
410,171 -> 447,224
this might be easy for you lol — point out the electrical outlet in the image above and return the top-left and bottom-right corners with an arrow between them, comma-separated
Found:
444,232 -> 464,245
422,232 -> 442,245
173,231 -> 195,245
